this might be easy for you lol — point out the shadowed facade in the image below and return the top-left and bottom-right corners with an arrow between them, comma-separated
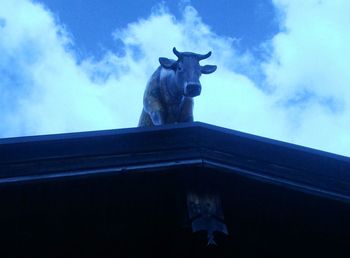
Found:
1,122 -> 350,257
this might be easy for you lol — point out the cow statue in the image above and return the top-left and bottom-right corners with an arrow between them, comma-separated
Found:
138,47 -> 217,127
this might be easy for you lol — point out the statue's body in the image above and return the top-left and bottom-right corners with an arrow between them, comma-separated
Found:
139,47 -> 217,127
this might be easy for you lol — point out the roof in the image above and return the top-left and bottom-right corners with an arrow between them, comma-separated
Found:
1,122 -> 350,203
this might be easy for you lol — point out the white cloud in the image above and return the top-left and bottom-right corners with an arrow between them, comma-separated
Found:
0,0 -> 118,135
0,0 -> 349,157
263,0 -> 350,155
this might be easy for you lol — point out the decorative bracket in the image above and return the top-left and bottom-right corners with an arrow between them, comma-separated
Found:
187,192 -> 228,245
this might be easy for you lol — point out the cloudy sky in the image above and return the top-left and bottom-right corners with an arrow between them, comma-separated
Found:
0,0 -> 349,157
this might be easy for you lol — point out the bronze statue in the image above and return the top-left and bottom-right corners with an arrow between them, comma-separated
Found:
139,47 -> 217,126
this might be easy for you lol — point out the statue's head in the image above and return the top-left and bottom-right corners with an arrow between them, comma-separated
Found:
159,47 -> 217,97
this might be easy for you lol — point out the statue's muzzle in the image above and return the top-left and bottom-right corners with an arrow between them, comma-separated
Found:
185,83 -> 202,97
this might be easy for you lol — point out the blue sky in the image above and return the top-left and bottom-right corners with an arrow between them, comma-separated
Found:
41,0 -> 278,58
1,0 -> 350,157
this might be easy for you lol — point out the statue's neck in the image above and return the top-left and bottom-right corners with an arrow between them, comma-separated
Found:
161,68 -> 183,105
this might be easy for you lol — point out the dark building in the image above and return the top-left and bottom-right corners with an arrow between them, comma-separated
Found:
1,122 -> 350,257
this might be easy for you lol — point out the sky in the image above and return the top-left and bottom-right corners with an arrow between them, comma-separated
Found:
0,0 -> 350,157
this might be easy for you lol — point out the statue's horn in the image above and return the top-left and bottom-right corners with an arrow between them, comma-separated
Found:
198,51 -> 212,60
173,47 -> 181,58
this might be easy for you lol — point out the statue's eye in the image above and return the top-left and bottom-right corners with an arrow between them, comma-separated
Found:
178,66 -> 183,71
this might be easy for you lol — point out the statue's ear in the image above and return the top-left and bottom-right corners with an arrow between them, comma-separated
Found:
159,58 -> 177,69
201,65 -> 217,74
